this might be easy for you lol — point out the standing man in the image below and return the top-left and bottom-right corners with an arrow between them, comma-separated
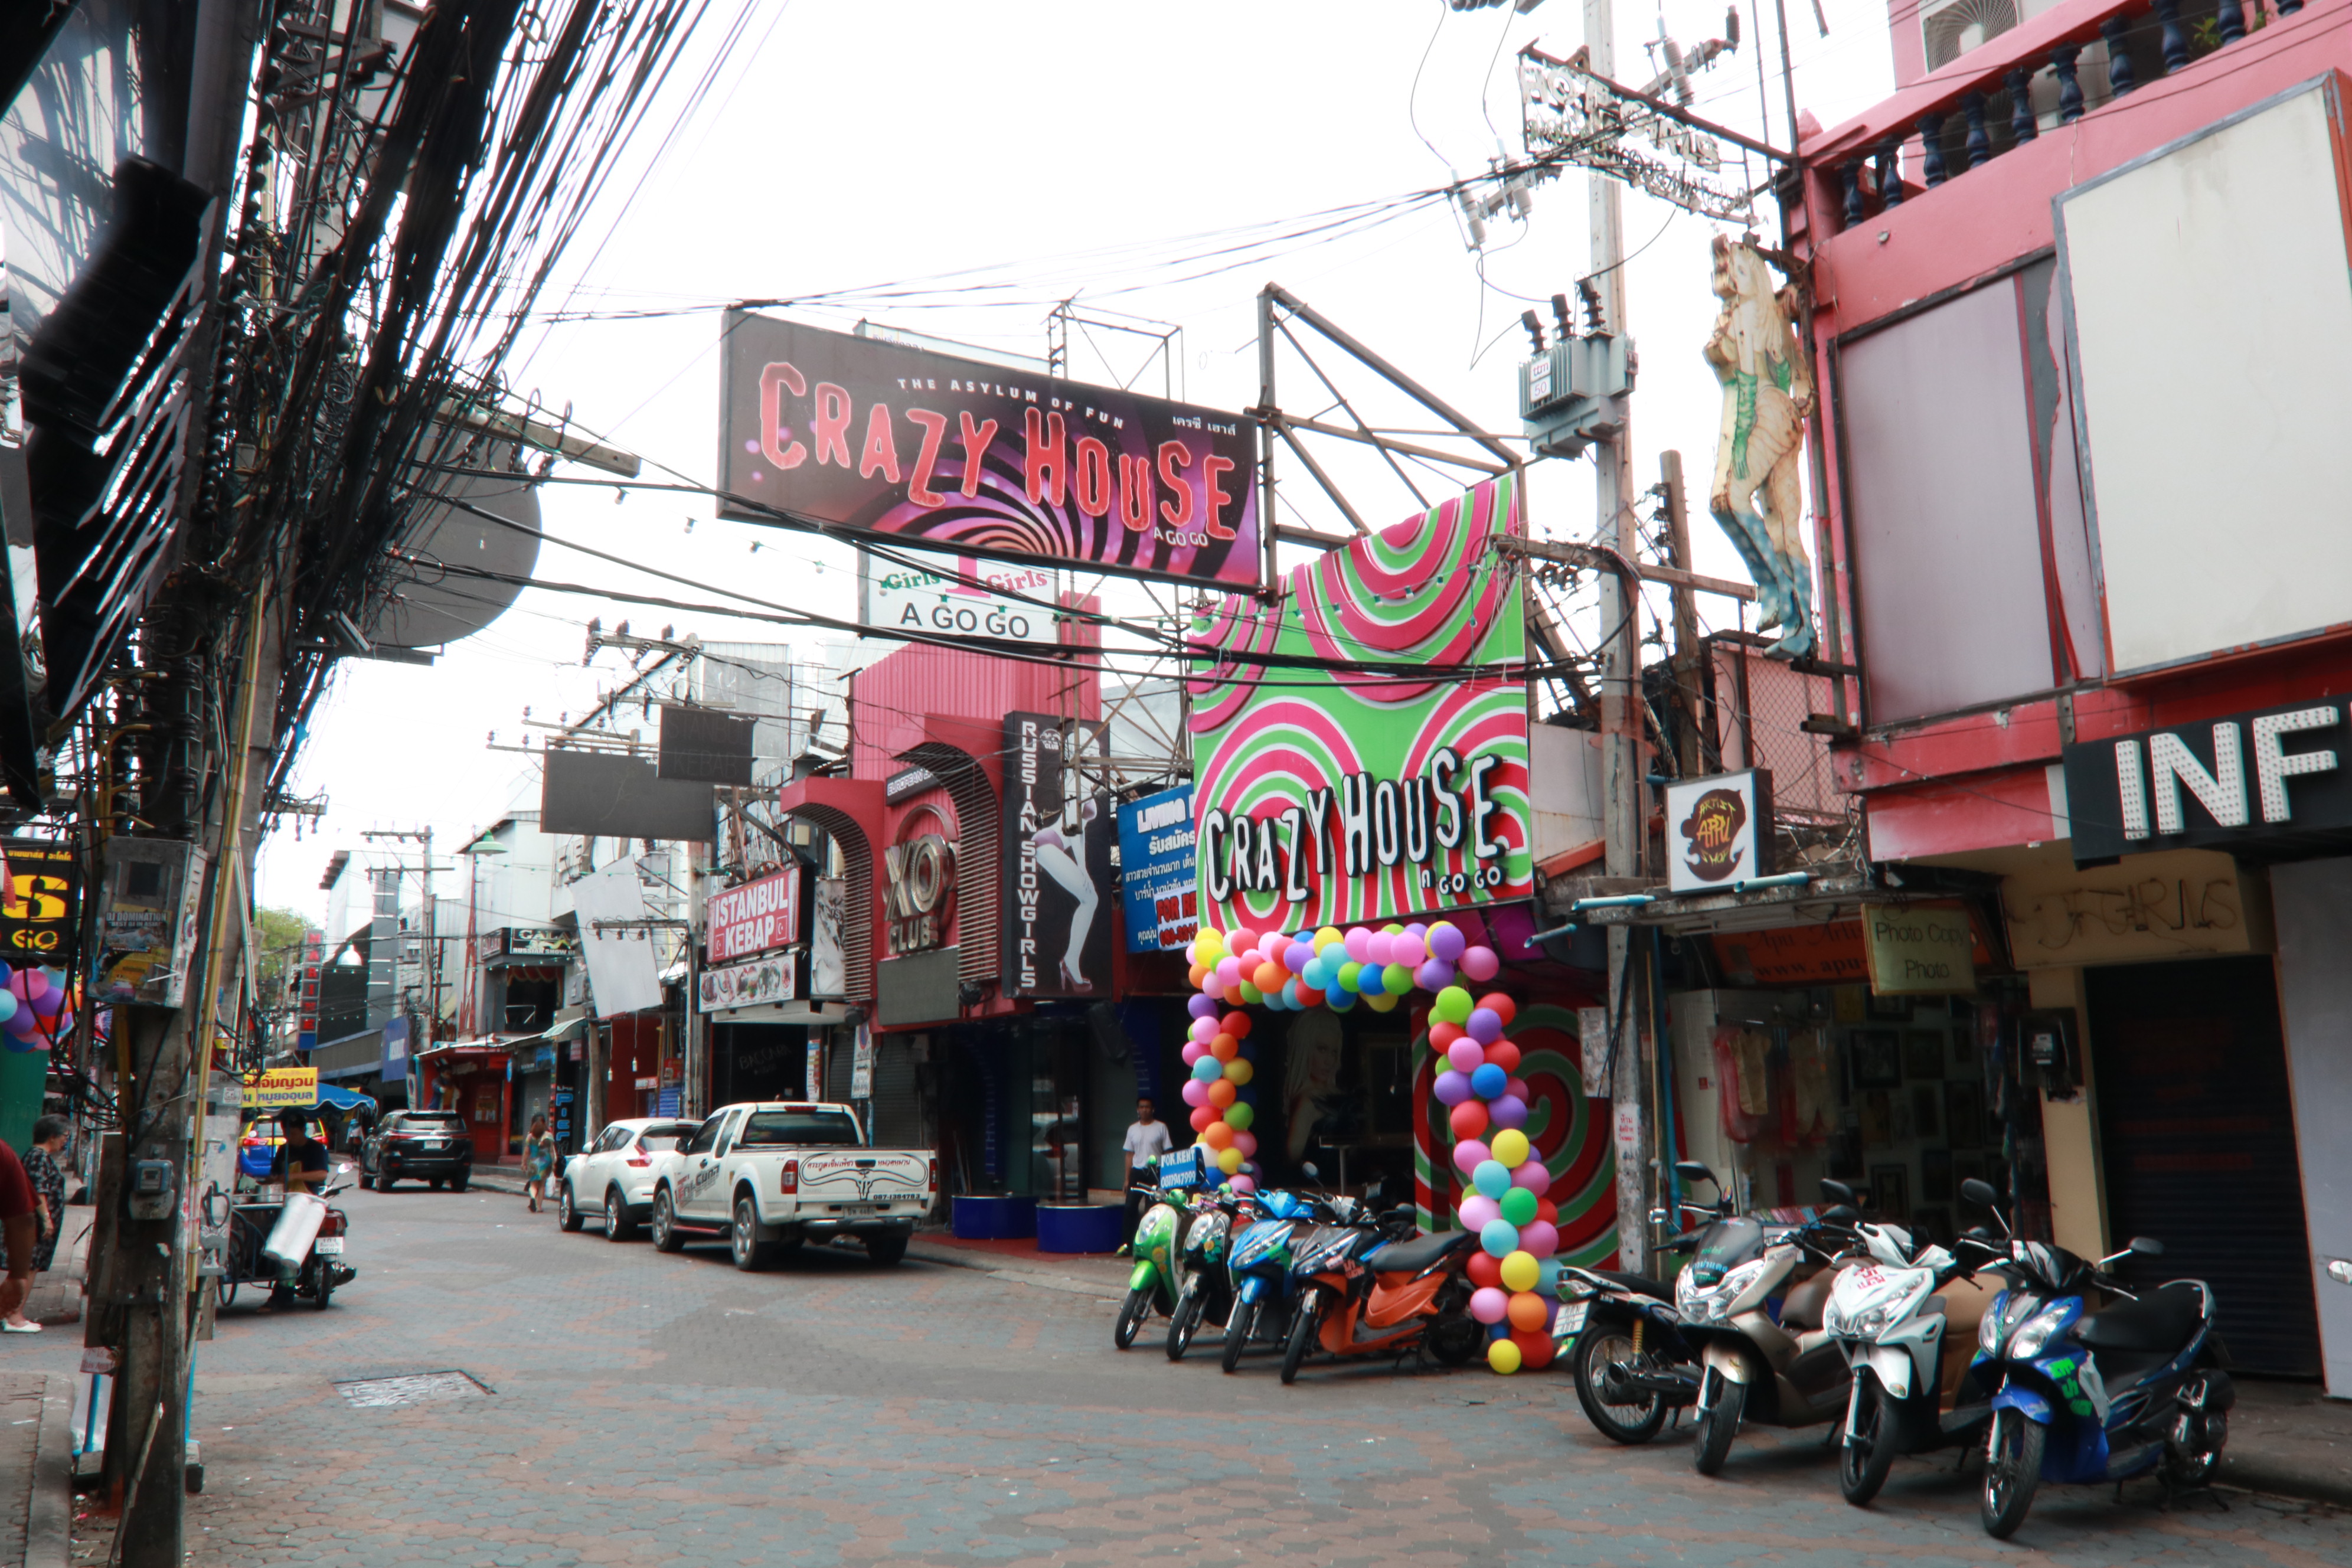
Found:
0,1138 -> 38,1331
1118,1096 -> 1172,1250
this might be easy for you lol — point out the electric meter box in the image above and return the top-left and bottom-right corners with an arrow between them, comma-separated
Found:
1520,334 -> 1634,459
97,838 -> 208,1007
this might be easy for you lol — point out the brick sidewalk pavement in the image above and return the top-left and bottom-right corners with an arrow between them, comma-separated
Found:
157,1184 -> 2347,1567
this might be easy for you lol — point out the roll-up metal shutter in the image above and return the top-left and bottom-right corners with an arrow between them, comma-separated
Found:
2086,956 -> 2320,1376
825,1032 -> 853,1104
870,1035 -> 924,1149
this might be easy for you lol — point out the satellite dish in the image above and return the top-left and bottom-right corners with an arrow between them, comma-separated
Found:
373,462 -> 542,648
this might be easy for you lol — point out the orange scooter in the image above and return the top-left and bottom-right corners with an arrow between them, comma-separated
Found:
1279,1211 -> 1487,1383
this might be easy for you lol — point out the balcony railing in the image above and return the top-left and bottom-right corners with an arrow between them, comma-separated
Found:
1804,0 -> 2335,235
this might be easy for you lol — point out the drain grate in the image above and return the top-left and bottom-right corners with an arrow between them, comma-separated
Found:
333,1371 -> 494,1409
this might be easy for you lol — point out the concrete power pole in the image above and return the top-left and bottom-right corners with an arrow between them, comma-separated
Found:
1585,0 -> 1650,1276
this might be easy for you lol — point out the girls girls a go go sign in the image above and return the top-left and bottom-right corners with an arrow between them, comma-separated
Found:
1188,475 -> 1533,932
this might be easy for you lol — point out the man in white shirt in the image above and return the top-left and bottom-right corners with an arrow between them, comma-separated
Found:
1119,1097 -> 1174,1249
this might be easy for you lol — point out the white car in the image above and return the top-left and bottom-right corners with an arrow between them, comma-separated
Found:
646,1101 -> 933,1269
556,1118 -> 700,1239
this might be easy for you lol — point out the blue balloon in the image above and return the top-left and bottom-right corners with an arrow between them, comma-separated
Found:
1281,979 -> 1302,1010
1301,958 -> 1331,991
1479,1219 -> 1521,1259
1327,986 -> 1357,1011
1470,1062 -> 1508,1100
1192,1056 -> 1223,1082
1472,1159 -> 1513,1200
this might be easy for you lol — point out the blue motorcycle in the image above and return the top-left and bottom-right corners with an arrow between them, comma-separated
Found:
1220,1189 -> 1341,1374
1962,1177 -> 2233,1540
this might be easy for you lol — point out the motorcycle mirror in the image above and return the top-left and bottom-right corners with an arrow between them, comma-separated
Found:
1958,1177 -> 2001,1209
1673,1160 -> 1717,1188
2129,1235 -> 2165,1256
1819,1204 -> 1859,1224
1647,1206 -> 1671,1227
1819,1178 -> 1857,1207
1964,1226 -> 1994,1241
1301,1161 -> 1320,1181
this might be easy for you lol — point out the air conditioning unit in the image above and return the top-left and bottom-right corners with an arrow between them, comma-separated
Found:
1922,0 -> 2020,72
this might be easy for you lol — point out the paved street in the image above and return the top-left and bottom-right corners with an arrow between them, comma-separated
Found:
135,1186 -> 2347,1567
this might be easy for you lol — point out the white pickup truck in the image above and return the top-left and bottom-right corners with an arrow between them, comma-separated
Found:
645,1100 -> 935,1269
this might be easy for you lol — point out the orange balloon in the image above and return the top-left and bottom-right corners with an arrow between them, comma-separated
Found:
1201,1121 -> 1236,1151
1223,1013 -> 1253,1040
1188,962 -> 1208,986
1207,1079 -> 1237,1109
1252,961 -> 1285,993
1507,1291 -> 1550,1332
1211,1033 -> 1239,1062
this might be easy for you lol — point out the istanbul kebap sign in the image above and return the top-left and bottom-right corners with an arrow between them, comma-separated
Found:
719,314 -> 1259,588
1189,475 -> 1531,930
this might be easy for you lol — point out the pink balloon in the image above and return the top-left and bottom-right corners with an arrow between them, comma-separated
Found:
1228,927 -> 1259,954
1446,1038 -> 1484,1075
1470,1286 -> 1510,1325
1391,932 -> 1425,968
1505,1076 -> 1531,1103
1202,974 -> 1228,1001
5,973 -> 31,1001
1460,1194 -> 1502,1231
1234,1131 -> 1257,1158
1426,921 -> 1466,962
1216,956 -> 1243,986
1181,1041 -> 1206,1067
1181,1079 -> 1209,1108
1520,1220 -> 1560,1259
1452,1138 -> 1491,1175
1189,1017 -> 1217,1044
1229,1175 -> 1256,1194
1488,1093 -> 1528,1130
1433,1069 -> 1472,1107
1460,945 -> 1501,982
1512,1159 -> 1551,1197
1342,926 -> 1373,963
1365,932 -> 1394,966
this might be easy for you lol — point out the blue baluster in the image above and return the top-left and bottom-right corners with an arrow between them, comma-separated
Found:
1962,91 -> 1992,169
2052,46 -> 2085,122
1918,112 -> 1947,186
2007,67 -> 2039,142
1880,138 -> 1904,206
2102,15 -> 2138,94
2217,0 -> 2245,43
2154,0 -> 2188,74
1843,161 -> 1866,227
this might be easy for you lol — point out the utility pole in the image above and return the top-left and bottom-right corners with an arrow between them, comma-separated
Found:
1584,0 -> 1650,1277
362,829 -> 449,1069
1659,450 -> 1701,778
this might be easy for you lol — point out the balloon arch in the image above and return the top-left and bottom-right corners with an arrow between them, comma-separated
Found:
1183,917 -> 1560,1374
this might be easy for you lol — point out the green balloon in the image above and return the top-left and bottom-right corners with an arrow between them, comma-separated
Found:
1224,1100 -> 1255,1131
1500,1186 -> 1538,1227
1384,962 -> 1415,995
1435,985 -> 1474,1024
1337,961 -> 1364,994
1239,981 -> 1264,1004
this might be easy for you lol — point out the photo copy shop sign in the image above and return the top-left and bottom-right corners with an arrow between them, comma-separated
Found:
2062,701 -> 2352,860
719,314 -> 1259,589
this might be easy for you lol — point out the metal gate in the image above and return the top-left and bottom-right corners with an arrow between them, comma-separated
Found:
2086,956 -> 2321,1376
868,1036 -> 924,1150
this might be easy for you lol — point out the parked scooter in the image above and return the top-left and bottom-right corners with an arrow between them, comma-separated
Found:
1556,1195 -> 1720,1444
1116,1150 -> 1216,1349
1964,1177 -> 2232,1539
1278,1181 -> 1483,1382
1823,1179 -> 2000,1504
1220,1188 -> 1343,1374
1167,1187 -> 1251,1361
1674,1164 -> 1862,1475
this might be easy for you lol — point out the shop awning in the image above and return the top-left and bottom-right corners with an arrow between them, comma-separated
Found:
497,1017 -> 590,1054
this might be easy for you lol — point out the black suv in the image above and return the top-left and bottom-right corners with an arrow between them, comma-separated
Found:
361,1110 -> 475,1192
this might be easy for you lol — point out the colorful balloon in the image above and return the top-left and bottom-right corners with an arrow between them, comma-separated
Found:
1498,1249 -> 1540,1293
1461,945 -> 1501,982
1233,1131 -> 1257,1158
1487,1337 -> 1523,1375
1469,1063 -> 1507,1101
1202,1120 -> 1235,1151
1327,986 -> 1358,1012
1229,1174 -> 1256,1194
1452,1138 -> 1491,1175
1472,1159 -> 1513,1200
1181,1079 -> 1208,1109
1223,1012 -> 1253,1039
1392,932 -> 1425,968
1335,961 -> 1364,994
1314,926 -> 1344,952
1189,1016 -> 1218,1043
1224,1101 -> 1254,1132
1237,981 -> 1264,1005
1446,1038 -> 1483,1075
1465,1008 -> 1504,1044
1216,1146 -> 1244,1175
1343,926 -> 1373,963
1499,1187 -> 1538,1227
1364,991 -> 1399,1012
1459,1194 -> 1502,1232
1189,1106 -> 1216,1132
1507,1291 -> 1550,1332
1427,921 -> 1467,962
1433,1069 -> 1472,1107
1228,927 -> 1259,955
1488,1093 -> 1528,1130
1479,992 -> 1517,1027
1470,1287 -> 1510,1325
1511,1159 -> 1551,1197
1433,986 -> 1474,1024
1479,1219 -> 1520,1258
1191,1056 -> 1222,1082
1489,1128 -> 1531,1168
1207,1079 -> 1236,1109
1520,1220 -> 1560,1259
1429,1020 -> 1465,1051
1380,963 -> 1413,996
1483,1039 -> 1522,1075
1181,1041 -> 1206,1068
1448,1100 -> 1490,1142
1223,1058 -> 1253,1085
1511,1329 -> 1555,1370
1365,931 -> 1395,966
1416,959 -> 1455,991
1468,1251 -> 1504,1290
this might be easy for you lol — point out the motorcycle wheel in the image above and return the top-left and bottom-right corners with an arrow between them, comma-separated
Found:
1981,1407 -> 2046,1540
214,1276 -> 237,1312
1572,1319 -> 1668,1445
1114,1287 -> 1152,1350
1428,1312 -> 1484,1367
1167,1289 -> 1204,1362
1840,1371 -> 1899,1505
1692,1368 -> 1745,1476
1280,1291 -> 1320,1385
1221,1299 -> 1257,1374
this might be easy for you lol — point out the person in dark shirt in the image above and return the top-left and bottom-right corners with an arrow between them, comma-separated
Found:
262,1115 -> 332,1309
0,1139 -> 38,1331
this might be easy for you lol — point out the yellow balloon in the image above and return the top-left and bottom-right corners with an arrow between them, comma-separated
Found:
1314,926 -> 1343,952
1487,1337 -> 1523,1374
1223,1057 -> 1255,1085
1364,991 -> 1399,1012
1499,1249 -> 1540,1293
1489,1129 -> 1531,1168
1216,1145 -> 1244,1175
1197,931 -> 1226,960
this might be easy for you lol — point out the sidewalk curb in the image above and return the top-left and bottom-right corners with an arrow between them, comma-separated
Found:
2218,1456 -> 2352,1513
904,1239 -> 1129,1300
27,1373 -> 71,1568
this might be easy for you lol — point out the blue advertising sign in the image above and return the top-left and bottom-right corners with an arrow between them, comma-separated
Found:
1117,786 -> 1198,953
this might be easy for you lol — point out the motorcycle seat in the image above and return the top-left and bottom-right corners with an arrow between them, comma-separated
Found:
2077,1282 -> 2207,1357
1589,1269 -> 1676,1302
1367,1230 -> 1476,1275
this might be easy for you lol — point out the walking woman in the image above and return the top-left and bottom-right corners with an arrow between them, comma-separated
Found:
522,1113 -> 557,1214
5,1116 -> 67,1331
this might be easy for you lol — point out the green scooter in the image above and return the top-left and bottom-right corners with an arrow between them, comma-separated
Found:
1115,1151 -> 1212,1349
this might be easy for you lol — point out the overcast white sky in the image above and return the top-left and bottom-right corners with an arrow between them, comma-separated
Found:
256,0 -> 1898,930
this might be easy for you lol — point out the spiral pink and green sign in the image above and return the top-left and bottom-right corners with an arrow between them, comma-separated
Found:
1188,476 -> 1531,932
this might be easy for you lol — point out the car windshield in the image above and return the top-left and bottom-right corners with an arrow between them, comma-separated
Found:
737,1109 -> 861,1148
634,1123 -> 696,1143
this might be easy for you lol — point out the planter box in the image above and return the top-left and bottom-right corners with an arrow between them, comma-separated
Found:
949,1194 -> 1037,1240
1035,1202 -> 1122,1255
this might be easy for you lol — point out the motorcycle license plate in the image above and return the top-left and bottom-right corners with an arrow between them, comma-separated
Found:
313,1237 -> 345,1255
1555,1302 -> 1589,1336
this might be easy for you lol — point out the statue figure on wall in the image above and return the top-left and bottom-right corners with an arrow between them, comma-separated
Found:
1704,236 -> 1817,658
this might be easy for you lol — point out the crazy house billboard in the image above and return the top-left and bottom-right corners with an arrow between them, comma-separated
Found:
1001,713 -> 1115,995
1188,475 -> 1532,932
718,314 -> 1260,589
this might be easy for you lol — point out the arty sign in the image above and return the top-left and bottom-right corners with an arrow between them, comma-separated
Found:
1117,785 -> 1198,953
719,313 -> 1260,588
1665,770 -> 1773,894
697,952 -> 797,1012
2062,701 -> 2351,860
1189,476 -> 1531,931
1518,44 -> 1757,224
861,548 -> 1061,645
707,868 -> 801,963
884,811 -> 956,955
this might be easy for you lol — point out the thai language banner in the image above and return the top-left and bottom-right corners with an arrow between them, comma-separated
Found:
1188,476 -> 1531,931
718,313 -> 1259,588
1117,785 -> 1198,952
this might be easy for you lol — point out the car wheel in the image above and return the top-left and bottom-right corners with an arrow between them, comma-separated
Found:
429,1177 -> 445,1191
377,1172 -> 397,1192
449,1171 -> 469,1193
732,1197 -> 777,1272
358,1167 -> 375,1193
865,1233 -> 908,1266
605,1189 -> 635,1242
652,1188 -> 685,1253
558,1183 -> 584,1232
